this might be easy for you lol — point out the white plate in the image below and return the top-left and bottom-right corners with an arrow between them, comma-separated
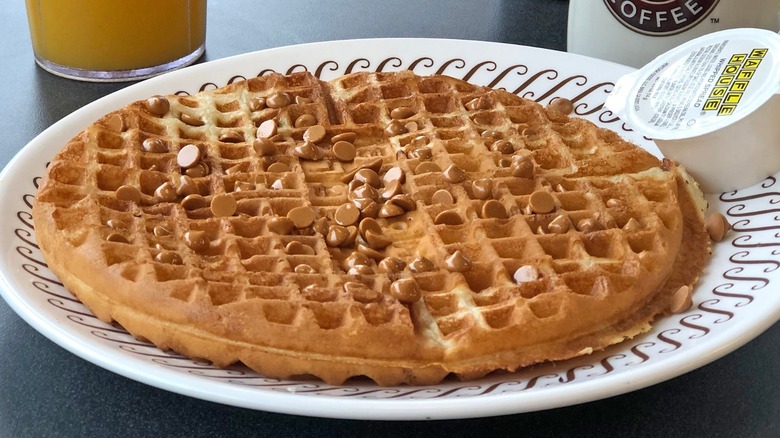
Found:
1,38 -> 778,420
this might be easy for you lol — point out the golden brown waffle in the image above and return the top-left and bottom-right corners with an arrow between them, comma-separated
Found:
32,71 -> 711,385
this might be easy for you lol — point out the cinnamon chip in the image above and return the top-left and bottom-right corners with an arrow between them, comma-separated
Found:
177,144 -> 202,168
490,140 -> 514,154
335,203 -> 361,227
106,114 -> 124,132
219,131 -> 244,143
181,194 -> 207,210
180,113 -> 204,127
176,175 -> 199,197
511,155 -> 535,179
431,189 -> 455,205
257,119 -> 277,138
381,180 -> 403,201
529,191 -> 555,214
576,217 -> 602,233
444,250 -> 471,272
378,257 -> 406,274
287,206 -> 316,228
548,215 -> 570,234
348,264 -> 374,276
382,166 -> 405,185
390,106 -> 415,120
248,97 -> 266,112
434,210 -> 463,225
211,194 -> 237,217
357,243 -> 384,261
670,285 -> 693,314
155,251 -> 182,265
705,213 -> 731,242
354,168 -> 381,188
294,114 -> 317,128
364,230 -> 392,250
154,182 -> 177,202
185,161 -> 209,178
184,230 -> 210,252
378,203 -> 405,218
471,178 -> 493,200
145,96 -> 170,117
415,162 -> 441,174
332,141 -> 357,162
115,185 -> 141,203
481,200 -> 508,219
351,183 -> 379,201
142,138 -> 167,153
293,142 -> 320,161
326,225 -> 350,247
331,132 -> 356,143
385,120 -> 407,136
442,164 -> 466,183
549,97 -> 574,115
253,138 -> 277,156
409,256 -> 436,273
303,125 -> 327,143
266,92 -> 292,108
286,240 -> 315,255
388,194 -> 416,211
267,216 -> 295,235
390,278 -> 421,303
513,265 -> 540,284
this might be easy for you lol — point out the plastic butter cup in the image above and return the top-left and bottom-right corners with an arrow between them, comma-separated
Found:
605,28 -> 780,194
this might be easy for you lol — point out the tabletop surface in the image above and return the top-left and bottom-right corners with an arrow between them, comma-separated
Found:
1,1 -> 778,437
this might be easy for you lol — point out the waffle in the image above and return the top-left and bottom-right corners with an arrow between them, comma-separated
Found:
32,71 -> 711,385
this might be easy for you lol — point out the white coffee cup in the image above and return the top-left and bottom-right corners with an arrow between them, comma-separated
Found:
568,0 -> 780,67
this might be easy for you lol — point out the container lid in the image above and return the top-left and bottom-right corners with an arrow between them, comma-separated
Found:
605,28 -> 780,140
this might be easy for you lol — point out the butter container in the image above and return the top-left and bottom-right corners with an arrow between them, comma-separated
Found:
605,28 -> 780,193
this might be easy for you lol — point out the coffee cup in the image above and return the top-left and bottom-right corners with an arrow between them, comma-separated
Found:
568,0 -> 780,67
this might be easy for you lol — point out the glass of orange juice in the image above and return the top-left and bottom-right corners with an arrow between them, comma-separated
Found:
25,0 -> 207,82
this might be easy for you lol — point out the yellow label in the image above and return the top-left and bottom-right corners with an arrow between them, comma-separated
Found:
729,54 -> 747,64
704,100 -> 721,111
703,48 -> 768,115
737,70 -> 755,80
744,58 -> 763,69
724,92 -> 743,104
710,87 -> 728,98
717,76 -> 734,86
750,48 -> 768,58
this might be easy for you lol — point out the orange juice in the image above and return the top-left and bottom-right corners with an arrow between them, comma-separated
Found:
25,0 -> 206,75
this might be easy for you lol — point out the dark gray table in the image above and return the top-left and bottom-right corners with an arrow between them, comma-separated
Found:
1,1 -> 777,436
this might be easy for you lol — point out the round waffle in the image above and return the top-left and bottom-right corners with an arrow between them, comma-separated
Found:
32,71 -> 711,385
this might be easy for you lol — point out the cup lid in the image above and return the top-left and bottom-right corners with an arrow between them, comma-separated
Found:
606,28 -> 780,140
